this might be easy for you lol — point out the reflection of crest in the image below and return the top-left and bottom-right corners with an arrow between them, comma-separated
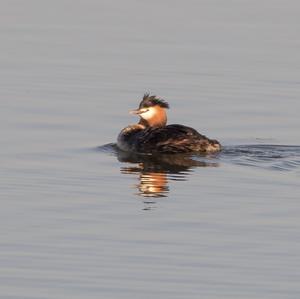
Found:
121,166 -> 169,197
116,148 -> 219,198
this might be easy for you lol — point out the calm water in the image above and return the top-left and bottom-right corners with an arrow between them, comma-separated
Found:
1,1 -> 300,298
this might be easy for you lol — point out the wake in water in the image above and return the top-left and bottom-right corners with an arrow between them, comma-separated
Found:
98,143 -> 300,198
221,144 -> 300,171
99,143 -> 300,172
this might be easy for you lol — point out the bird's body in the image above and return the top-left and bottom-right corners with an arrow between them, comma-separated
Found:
117,94 -> 221,154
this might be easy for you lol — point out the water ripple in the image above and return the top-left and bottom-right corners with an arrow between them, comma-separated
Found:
221,144 -> 300,171
98,143 -> 300,198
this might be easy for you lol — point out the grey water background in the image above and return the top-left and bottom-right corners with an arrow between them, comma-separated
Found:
1,0 -> 300,298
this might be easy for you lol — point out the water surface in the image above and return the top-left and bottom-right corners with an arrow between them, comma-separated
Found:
1,1 -> 300,298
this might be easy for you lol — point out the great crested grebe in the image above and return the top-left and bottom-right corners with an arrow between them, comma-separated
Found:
117,94 -> 221,154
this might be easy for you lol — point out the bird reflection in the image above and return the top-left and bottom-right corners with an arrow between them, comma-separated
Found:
116,148 -> 219,198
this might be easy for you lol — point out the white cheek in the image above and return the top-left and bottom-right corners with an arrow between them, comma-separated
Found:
141,108 -> 156,120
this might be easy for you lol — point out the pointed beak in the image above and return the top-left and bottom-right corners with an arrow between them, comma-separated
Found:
129,108 -> 148,115
129,109 -> 141,115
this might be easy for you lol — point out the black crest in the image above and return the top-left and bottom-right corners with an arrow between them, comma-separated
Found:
139,93 -> 170,109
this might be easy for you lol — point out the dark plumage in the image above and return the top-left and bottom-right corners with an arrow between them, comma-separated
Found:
119,124 -> 220,154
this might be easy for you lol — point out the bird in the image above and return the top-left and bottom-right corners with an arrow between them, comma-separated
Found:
117,94 -> 221,154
